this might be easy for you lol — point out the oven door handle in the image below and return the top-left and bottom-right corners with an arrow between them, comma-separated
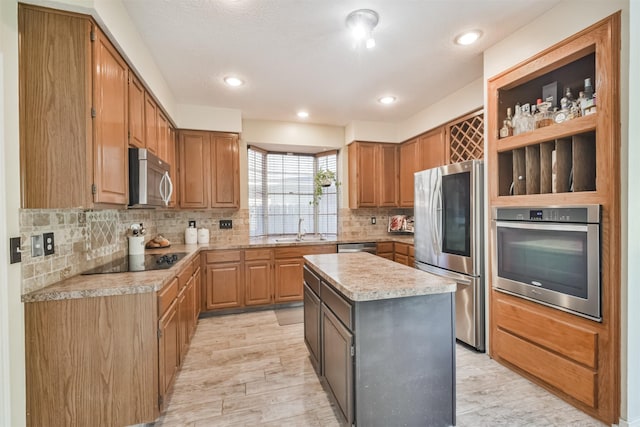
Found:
495,221 -> 590,232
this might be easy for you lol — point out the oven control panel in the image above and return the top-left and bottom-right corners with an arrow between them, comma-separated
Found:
493,205 -> 601,224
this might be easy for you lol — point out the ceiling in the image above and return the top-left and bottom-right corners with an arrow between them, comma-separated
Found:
121,0 -> 562,127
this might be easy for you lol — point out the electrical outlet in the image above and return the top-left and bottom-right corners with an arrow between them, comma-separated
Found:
371,217 -> 376,225
43,232 -> 55,256
31,235 -> 44,257
188,220 -> 196,228
219,219 -> 233,229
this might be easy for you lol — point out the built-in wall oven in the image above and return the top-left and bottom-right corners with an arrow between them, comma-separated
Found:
492,205 -> 601,321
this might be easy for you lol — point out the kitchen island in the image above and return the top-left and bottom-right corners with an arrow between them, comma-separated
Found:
303,252 -> 457,427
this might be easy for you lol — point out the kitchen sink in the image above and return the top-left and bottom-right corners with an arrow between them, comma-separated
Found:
275,236 -> 327,243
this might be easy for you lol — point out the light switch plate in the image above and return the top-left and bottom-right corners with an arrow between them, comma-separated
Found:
9,237 -> 21,264
219,219 -> 233,229
31,235 -> 44,257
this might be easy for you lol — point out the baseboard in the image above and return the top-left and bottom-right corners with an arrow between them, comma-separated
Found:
618,417 -> 640,427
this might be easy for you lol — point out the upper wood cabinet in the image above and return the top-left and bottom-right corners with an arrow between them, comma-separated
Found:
144,92 -> 158,155
92,27 -> 129,205
178,130 -> 240,209
348,141 -> 398,208
128,73 -> 145,149
399,138 -> 420,207
167,127 -> 178,207
157,110 -> 169,162
419,127 -> 447,171
19,5 -> 129,208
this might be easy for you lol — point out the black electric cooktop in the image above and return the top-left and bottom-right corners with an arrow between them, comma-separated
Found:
82,252 -> 189,275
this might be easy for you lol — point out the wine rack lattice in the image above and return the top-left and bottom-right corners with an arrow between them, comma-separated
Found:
449,112 -> 484,163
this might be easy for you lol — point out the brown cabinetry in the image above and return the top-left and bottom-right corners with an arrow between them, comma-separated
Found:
244,249 -> 273,306
128,73 -> 146,149
19,5 -> 129,208
204,250 -> 243,310
274,245 -> 337,303
376,242 -> 394,260
393,242 -> 410,266
144,92 -> 158,155
157,110 -> 169,162
487,14 -> 620,424
178,130 -> 240,209
157,277 -> 179,411
348,141 -> 398,208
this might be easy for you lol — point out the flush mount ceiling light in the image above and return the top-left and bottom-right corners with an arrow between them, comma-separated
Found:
346,9 -> 379,49
224,76 -> 244,87
297,111 -> 309,119
378,96 -> 396,105
454,30 -> 482,46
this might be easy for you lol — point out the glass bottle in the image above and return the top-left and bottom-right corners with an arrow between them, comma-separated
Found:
554,96 -> 571,123
577,91 -> 586,116
534,99 -> 553,128
521,103 -> 535,132
583,78 -> 594,99
499,107 -> 513,138
512,104 -> 523,136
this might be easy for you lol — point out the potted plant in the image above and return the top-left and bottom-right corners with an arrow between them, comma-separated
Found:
311,169 -> 340,206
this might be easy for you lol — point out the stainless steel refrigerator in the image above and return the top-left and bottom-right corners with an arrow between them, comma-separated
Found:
414,159 -> 485,351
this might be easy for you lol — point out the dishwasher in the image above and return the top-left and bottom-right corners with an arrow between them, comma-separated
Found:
337,242 -> 377,254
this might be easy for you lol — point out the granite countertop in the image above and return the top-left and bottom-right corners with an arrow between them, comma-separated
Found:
303,252 -> 456,302
22,235 -> 415,303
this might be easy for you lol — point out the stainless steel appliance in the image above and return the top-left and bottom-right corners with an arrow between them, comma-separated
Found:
492,205 -> 601,321
414,159 -> 484,351
337,242 -> 377,254
128,148 -> 173,207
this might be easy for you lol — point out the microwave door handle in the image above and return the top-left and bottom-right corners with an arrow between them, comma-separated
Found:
164,172 -> 173,206
159,173 -> 166,203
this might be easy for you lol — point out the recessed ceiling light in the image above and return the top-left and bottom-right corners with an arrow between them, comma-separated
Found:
454,30 -> 482,46
378,96 -> 396,105
297,111 -> 309,118
224,76 -> 244,87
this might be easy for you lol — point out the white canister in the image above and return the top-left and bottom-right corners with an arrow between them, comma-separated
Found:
185,227 -> 197,244
128,254 -> 145,271
197,228 -> 210,244
128,235 -> 145,255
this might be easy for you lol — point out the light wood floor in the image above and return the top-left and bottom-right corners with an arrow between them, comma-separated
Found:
155,308 -> 605,426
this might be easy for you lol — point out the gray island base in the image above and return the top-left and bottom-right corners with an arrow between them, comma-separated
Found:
303,252 -> 457,427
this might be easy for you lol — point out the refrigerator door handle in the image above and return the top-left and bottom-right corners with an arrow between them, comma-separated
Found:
433,171 -> 443,255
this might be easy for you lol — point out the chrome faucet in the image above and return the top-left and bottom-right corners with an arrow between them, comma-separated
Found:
297,217 -> 305,241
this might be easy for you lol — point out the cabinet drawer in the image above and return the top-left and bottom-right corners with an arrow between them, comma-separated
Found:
303,266 -> 321,296
158,277 -> 178,315
191,256 -> 200,272
177,264 -> 193,289
377,242 -> 393,254
408,245 -> 415,257
394,242 -> 409,255
275,244 -> 336,259
205,250 -> 241,264
495,296 -> 598,368
320,281 -> 353,330
494,328 -> 596,407
245,248 -> 272,261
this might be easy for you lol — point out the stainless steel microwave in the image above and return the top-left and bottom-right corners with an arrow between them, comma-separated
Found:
128,148 -> 173,208
492,205 -> 601,321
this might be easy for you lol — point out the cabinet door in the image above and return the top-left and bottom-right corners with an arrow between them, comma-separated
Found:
193,266 -> 201,321
167,127 -> 178,207
144,92 -> 158,154
177,285 -> 189,363
419,127 -> 446,170
304,284 -> 321,373
399,138 -> 420,207
158,299 -> 179,410
378,144 -> 398,206
128,73 -> 145,148
210,133 -> 240,208
179,130 -> 210,208
157,110 -> 169,162
92,27 -> 129,205
245,260 -> 273,306
394,253 -> 409,266
275,258 -> 304,302
205,262 -> 243,310
348,142 -> 377,208
321,304 -> 354,425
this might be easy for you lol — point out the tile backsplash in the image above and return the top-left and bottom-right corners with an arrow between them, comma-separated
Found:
20,206 -> 409,294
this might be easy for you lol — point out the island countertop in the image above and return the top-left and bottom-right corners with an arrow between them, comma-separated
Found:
303,252 -> 456,302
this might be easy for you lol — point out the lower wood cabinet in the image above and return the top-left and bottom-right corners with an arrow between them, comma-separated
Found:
158,298 -> 179,412
244,249 -> 273,306
394,242 -> 410,266
204,250 -> 243,310
202,245 -> 337,312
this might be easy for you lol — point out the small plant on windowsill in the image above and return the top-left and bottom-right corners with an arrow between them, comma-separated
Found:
311,169 -> 340,206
